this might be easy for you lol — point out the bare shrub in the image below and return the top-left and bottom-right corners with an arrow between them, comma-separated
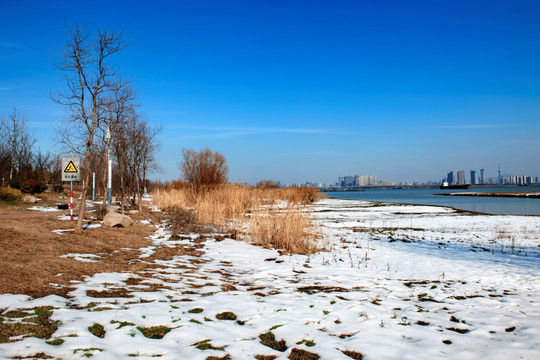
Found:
180,148 -> 228,193
256,180 -> 281,189
0,186 -> 22,201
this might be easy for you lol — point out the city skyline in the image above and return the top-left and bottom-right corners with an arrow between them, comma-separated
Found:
1,1 -> 540,184
301,166 -> 539,188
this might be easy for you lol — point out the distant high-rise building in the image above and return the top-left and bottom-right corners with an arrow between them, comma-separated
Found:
358,175 -> 369,186
480,169 -> 485,184
342,176 -> 355,186
470,170 -> 477,185
447,171 -> 455,185
457,170 -> 465,185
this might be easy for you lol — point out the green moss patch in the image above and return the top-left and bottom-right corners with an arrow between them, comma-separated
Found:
259,332 -> 287,352
296,339 -> 316,347
110,320 -> 136,329
216,312 -> 237,320
0,307 -> 59,343
88,323 -> 106,338
137,325 -> 172,339
288,348 -> 320,360
192,339 -> 226,351
205,355 -> 231,360
10,353 -> 54,359
46,338 -> 65,346
73,348 -> 103,358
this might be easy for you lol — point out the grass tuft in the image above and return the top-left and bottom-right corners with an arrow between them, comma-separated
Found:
46,338 -> 64,346
192,339 -> 225,351
259,331 -> 287,352
216,311 -> 237,321
188,308 -> 204,313
341,350 -> 363,359
88,323 -> 105,338
110,320 -> 135,329
137,325 -> 172,339
288,348 -> 320,360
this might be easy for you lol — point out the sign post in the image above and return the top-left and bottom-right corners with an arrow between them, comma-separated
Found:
62,157 -> 81,221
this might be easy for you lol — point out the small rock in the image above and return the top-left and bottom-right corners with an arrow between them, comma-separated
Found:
22,195 -> 38,203
103,212 -> 134,227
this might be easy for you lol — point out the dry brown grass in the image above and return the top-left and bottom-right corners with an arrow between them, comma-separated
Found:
153,185 -> 323,255
0,213 -> 155,298
246,204 -> 320,255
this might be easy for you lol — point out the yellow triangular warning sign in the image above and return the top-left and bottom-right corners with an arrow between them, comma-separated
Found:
64,160 -> 78,173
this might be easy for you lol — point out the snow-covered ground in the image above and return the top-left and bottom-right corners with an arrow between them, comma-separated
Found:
1,198 -> 539,359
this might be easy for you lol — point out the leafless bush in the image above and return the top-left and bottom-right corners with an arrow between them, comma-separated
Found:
180,148 -> 228,193
256,179 -> 281,189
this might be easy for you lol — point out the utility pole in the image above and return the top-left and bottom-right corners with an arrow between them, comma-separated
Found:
107,126 -> 112,205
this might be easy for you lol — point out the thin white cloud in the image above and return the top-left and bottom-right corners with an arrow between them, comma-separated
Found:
428,124 -> 518,129
172,126 -> 377,140
0,41 -> 25,49
0,84 -> 25,91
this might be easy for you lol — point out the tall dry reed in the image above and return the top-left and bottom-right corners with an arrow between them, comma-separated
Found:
152,184 -> 323,254
244,204 -> 320,255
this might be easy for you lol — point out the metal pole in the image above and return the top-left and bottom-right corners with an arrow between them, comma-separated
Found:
107,126 -> 112,205
92,172 -> 95,201
70,181 -> 73,221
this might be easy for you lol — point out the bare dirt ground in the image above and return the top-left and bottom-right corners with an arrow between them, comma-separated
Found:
0,192 -> 177,299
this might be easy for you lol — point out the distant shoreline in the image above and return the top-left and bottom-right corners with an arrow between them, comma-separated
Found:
435,192 -> 540,199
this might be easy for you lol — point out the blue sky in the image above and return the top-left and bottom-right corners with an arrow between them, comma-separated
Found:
1,0 -> 539,184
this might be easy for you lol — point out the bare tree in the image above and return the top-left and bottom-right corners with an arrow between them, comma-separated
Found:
113,111 -> 160,213
96,81 -> 137,201
32,148 -> 54,182
53,26 -> 127,232
180,148 -> 228,192
3,108 -> 36,181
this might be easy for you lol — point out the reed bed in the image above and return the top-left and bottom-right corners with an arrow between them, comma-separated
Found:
152,184 -> 323,255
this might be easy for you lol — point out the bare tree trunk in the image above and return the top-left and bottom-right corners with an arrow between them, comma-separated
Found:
135,173 -> 142,213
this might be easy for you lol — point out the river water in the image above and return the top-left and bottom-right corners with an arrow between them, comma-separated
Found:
326,186 -> 540,216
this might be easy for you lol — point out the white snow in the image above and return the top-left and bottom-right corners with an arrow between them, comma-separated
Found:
58,254 -> 102,262
27,206 -> 59,212
1,198 -> 539,359
52,229 -> 75,235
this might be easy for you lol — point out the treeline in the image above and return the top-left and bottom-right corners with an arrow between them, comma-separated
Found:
0,108 -> 61,194
0,104 -> 158,203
